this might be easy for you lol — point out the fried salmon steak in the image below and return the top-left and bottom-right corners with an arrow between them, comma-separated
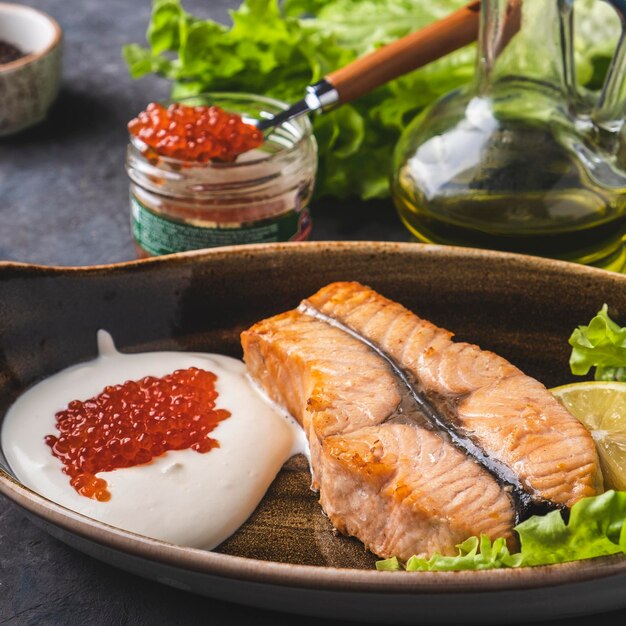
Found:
241,282 -> 602,560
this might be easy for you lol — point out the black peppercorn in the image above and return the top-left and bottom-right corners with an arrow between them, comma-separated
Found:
0,39 -> 25,65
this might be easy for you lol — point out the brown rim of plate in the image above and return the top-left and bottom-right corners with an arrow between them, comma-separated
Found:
0,2 -> 62,73
3,239 -> 626,279
2,241 -> 626,595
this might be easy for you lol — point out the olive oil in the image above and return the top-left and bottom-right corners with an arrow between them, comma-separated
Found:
393,124 -> 626,271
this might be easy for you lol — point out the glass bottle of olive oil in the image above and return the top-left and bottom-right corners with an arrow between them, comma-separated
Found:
391,0 -> 626,270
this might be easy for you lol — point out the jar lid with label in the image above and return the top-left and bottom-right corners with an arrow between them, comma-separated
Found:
126,93 -> 318,257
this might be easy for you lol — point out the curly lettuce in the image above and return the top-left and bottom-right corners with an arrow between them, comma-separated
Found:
377,490 -> 626,571
569,304 -> 626,382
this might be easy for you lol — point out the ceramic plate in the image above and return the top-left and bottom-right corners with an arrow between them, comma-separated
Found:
2,241 -> 626,625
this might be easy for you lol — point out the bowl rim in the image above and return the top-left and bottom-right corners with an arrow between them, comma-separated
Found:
0,2 -> 62,73
2,241 -> 626,595
3,239 -> 626,277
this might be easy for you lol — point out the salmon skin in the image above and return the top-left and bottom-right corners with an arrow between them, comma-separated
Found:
241,282 -> 602,560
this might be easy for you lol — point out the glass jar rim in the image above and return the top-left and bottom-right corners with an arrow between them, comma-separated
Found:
128,91 -> 314,169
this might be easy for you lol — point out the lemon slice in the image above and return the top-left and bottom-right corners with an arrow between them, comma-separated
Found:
551,381 -> 626,491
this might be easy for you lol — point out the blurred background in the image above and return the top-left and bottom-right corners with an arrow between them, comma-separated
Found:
1,0 -> 620,266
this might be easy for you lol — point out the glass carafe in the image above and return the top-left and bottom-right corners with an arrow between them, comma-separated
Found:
391,0 -> 626,270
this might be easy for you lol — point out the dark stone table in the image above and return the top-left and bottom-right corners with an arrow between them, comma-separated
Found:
1,2 -> 625,625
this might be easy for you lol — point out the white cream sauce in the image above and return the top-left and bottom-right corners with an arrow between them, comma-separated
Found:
2,331 -> 307,549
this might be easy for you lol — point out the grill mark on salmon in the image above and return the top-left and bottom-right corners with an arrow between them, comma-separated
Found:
321,424 -> 515,559
299,301 -> 559,522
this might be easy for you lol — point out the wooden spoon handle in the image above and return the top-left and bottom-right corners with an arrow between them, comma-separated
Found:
326,0 -> 481,104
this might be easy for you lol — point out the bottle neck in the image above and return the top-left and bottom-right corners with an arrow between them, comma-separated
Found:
474,0 -> 570,99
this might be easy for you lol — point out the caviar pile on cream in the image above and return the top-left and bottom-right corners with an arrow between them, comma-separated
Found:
1,331 -> 306,548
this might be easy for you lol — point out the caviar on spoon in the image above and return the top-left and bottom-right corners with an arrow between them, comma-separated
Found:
128,102 -> 264,163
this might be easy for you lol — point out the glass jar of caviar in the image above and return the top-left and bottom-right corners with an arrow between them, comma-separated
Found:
126,93 -> 317,257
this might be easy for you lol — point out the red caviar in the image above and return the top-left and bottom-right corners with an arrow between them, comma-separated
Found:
44,368 -> 231,501
128,102 -> 264,163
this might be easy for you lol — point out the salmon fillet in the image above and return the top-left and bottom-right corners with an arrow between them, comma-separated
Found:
241,282 -> 602,560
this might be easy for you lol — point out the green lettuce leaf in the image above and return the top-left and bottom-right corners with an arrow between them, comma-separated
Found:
376,535 -> 521,572
377,491 -> 626,572
515,490 -> 626,566
123,0 -> 619,199
569,305 -> 626,381
404,536 -> 522,571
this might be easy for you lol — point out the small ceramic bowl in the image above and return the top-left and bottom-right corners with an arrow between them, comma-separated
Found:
0,2 -> 62,136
